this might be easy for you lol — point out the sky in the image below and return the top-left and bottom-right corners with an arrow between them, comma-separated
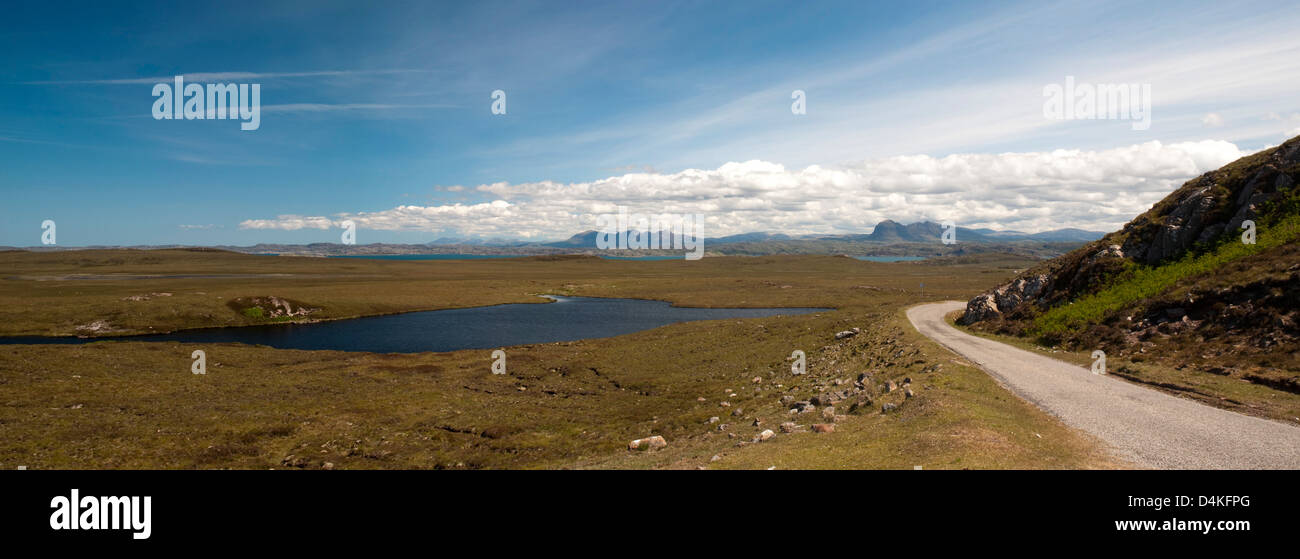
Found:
2,0 -> 1299,246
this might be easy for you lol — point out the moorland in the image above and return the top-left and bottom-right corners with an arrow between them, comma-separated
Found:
0,249 -> 1128,469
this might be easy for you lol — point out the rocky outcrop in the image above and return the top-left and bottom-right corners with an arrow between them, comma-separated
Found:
226,295 -> 319,320
958,273 -> 1052,324
960,135 -> 1300,325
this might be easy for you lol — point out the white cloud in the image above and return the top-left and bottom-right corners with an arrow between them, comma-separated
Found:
240,139 -> 1248,240
1201,113 -> 1225,127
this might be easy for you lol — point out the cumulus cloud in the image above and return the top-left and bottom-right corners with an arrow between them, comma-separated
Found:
240,140 -> 1248,240
1201,113 -> 1225,127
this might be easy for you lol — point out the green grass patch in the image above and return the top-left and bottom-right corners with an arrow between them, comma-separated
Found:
1033,212 -> 1300,339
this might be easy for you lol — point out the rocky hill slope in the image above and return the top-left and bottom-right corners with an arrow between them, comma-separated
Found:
959,135 -> 1300,392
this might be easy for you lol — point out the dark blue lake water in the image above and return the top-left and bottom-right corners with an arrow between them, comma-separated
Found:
0,296 -> 827,353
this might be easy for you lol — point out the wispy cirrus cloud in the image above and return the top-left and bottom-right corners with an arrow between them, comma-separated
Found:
20,69 -> 425,85
260,103 -> 458,113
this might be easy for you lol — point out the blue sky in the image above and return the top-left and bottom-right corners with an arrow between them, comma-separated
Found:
2,0 -> 1299,246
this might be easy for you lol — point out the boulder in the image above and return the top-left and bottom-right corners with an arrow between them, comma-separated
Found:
628,435 -> 668,451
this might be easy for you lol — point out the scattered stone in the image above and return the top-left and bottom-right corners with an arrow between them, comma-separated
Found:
821,407 -> 837,422
752,418 -> 763,427
322,462 -> 335,470
628,435 -> 668,451
752,376 -> 763,384
707,416 -> 720,424
755,429 -> 776,442
810,393 -> 837,407
720,401 -> 731,407
780,395 -> 795,407
881,403 -> 898,414
883,381 -> 898,393
835,330 -> 858,339
904,388 -> 915,399
780,422 -> 798,433
718,424 -> 728,431
731,408 -> 744,417
811,424 -> 835,434
75,320 -> 118,334
122,292 -> 173,302
711,454 -> 721,462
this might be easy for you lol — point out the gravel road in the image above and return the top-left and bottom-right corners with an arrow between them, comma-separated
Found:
908,301 -> 1300,469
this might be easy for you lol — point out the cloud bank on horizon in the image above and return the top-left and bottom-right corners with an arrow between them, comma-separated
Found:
240,139 -> 1248,240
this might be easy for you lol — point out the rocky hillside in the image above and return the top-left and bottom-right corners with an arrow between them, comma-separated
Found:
959,135 -> 1300,390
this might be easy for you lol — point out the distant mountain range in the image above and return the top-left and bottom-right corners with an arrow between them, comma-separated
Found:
539,221 -> 1103,248
3,221 -> 1104,259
